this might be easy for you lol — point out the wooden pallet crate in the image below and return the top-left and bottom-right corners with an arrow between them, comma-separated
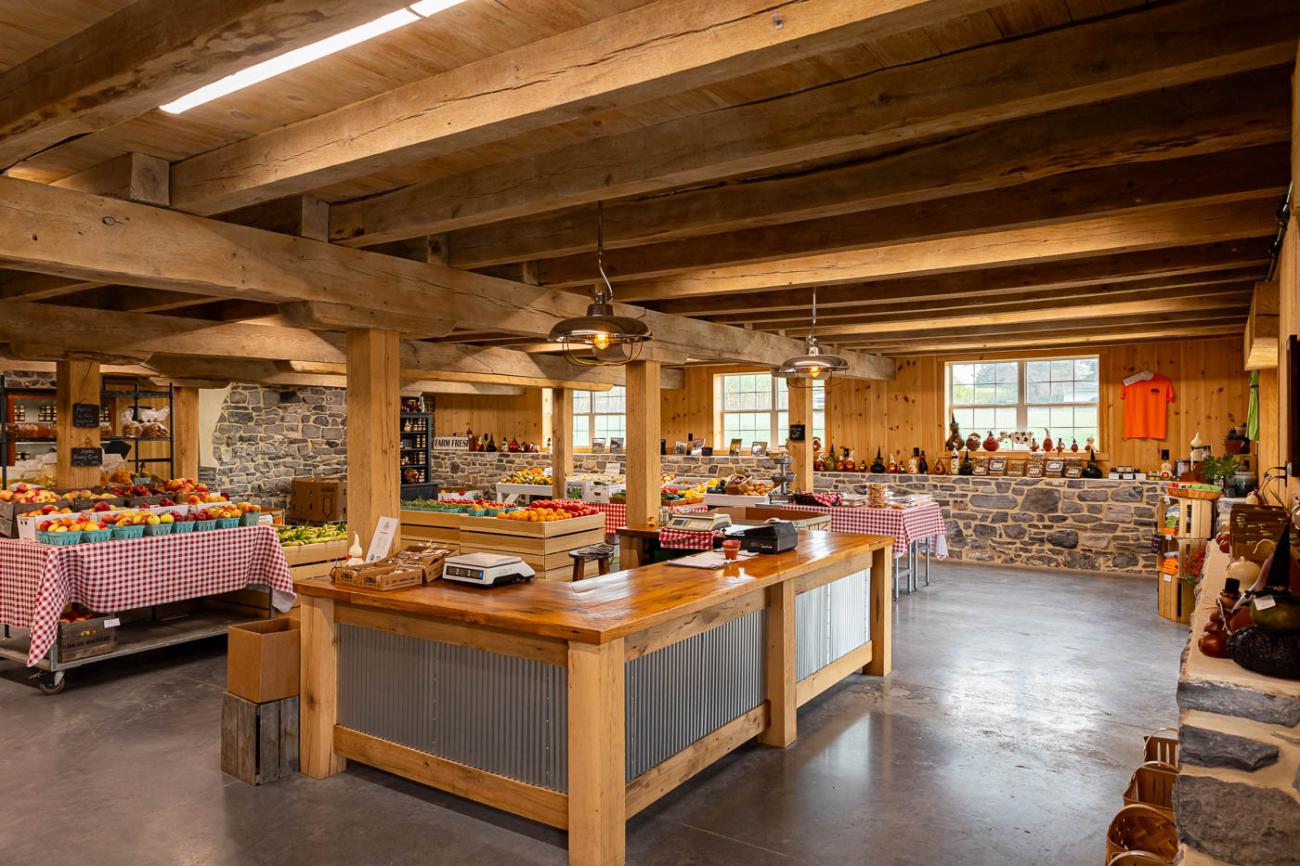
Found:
400,509 -> 464,548
1156,538 -> 1202,624
221,693 -> 299,785
459,513 -> 606,582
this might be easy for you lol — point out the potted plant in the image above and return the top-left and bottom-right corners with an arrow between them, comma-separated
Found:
1198,454 -> 1241,491
1223,426 -> 1249,455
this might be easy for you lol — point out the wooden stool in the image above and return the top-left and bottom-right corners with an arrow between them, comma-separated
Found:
570,543 -> 615,581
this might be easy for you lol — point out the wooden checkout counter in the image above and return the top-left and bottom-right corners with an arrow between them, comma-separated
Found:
297,530 -> 893,866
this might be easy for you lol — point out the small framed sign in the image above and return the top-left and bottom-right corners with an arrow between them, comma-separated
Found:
788,423 -> 806,442
1025,460 -> 1045,478
609,437 -> 624,454
591,438 -> 606,453
70,446 -> 102,467
971,458 -> 989,476
72,403 -> 101,429
1044,458 -> 1065,477
987,457 -> 1007,475
689,439 -> 704,456
1064,463 -> 1084,479
673,441 -> 688,455
728,438 -> 743,456
750,441 -> 768,457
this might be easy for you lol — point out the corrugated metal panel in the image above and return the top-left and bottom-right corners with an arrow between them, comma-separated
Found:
625,608 -> 764,780
795,569 -> 871,680
338,624 -> 568,792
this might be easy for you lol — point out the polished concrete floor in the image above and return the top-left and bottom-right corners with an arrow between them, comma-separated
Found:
0,562 -> 1187,866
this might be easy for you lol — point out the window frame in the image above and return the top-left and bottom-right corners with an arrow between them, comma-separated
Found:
944,356 -> 1101,450
713,372 -> 825,449
571,385 -> 626,451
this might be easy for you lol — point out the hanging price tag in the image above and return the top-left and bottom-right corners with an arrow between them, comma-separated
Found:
1255,595 -> 1276,610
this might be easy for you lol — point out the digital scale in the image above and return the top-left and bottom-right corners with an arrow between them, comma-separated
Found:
442,552 -> 536,587
664,512 -> 732,532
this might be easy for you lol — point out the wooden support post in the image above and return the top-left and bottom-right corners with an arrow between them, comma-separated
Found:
299,595 -> 345,778
620,360 -> 661,567
758,581 -> 796,747
346,328 -> 401,551
55,359 -> 101,488
864,545 -> 893,677
172,386 -> 199,479
552,388 -> 573,500
786,382 -> 814,492
567,639 -> 626,866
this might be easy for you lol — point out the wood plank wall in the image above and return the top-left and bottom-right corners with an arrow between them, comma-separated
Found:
449,336 -> 1252,473
1257,215 -> 1297,504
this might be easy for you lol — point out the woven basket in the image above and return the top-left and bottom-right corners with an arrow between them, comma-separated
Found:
1105,804 -> 1176,863
1142,728 -> 1178,766
1123,761 -> 1176,818
1166,485 -> 1220,501
1107,851 -> 1172,866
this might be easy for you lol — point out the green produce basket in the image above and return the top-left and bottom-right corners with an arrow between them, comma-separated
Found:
46,530 -> 83,546
239,511 -> 260,527
144,523 -> 173,537
82,529 -> 112,543
35,530 -> 49,544
215,517 -> 240,530
112,524 -> 145,540
172,521 -> 195,534
192,519 -> 217,532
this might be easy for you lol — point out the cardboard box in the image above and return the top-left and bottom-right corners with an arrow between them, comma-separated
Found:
289,477 -> 346,522
227,618 -> 300,703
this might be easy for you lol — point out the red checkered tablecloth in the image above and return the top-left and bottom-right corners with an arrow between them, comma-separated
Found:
589,501 -> 706,534
0,525 -> 294,666
658,527 -> 719,550
780,502 -> 948,557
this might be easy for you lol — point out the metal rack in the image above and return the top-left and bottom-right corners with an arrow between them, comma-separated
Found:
0,375 -> 175,487
399,411 -> 435,497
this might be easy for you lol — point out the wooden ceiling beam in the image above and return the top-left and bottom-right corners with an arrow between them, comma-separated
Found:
0,271 -> 103,302
644,242 -> 1270,317
535,144 -> 1289,287
867,325 -> 1247,356
616,198 -> 1276,302
0,178 -> 889,376
447,72 -> 1291,269
0,0 -> 387,170
170,0 -> 1002,214
722,279 -> 1258,329
143,356 -> 527,394
328,0 -> 1300,246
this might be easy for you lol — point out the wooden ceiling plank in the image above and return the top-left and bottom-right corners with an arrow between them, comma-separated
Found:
51,151 -> 169,206
831,309 -> 1251,346
0,177 -> 891,376
868,324 -> 1246,355
535,142 -> 1289,286
170,0 -> 1003,215
328,0 -> 1300,246
616,198 -> 1277,302
644,242 -> 1270,316
446,72 -> 1290,270
0,0 -> 388,169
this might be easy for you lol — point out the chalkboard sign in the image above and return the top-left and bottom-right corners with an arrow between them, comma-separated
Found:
788,423 -> 806,442
72,403 -> 101,429
70,447 -> 102,467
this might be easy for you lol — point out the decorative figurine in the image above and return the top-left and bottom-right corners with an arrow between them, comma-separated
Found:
917,449 -> 929,474
966,431 -> 982,451
1070,438 -> 1079,453
869,448 -> 885,474
983,430 -> 999,452
945,416 -> 964,452
1029,436 -> 1040,452
958,450 -> 974,476
931,451 -> 947,475
1042,429 -> 1054,452
908,448 -> 919,474
1082,447 -> 1104,479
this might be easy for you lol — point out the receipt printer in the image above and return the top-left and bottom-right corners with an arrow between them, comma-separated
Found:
734,520 -> 798,554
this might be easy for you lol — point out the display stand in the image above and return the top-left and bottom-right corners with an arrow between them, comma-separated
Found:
1157,493 -> 1214,623
399,412 -> 434,498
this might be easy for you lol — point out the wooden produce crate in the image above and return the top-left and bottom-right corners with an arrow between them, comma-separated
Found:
221,693 -> 299,785
57,614 -> 119,661
400,509 -> 463,550
459,513 -> 605,582
1156,538 -> 1202,624
1163,495 -> 1215,540
332,562 -> 425,591
1227,504 -> 1291,561
284,539 -> 349,582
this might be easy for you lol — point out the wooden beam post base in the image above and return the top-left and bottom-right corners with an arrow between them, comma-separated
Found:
299,596 -> 345,779
346,328 -> 401,551
567,638 -> 626,866
758,581 -> 796,748
864,547 -> 893,677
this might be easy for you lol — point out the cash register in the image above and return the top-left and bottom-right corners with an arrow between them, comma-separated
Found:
725,519 -> 799,554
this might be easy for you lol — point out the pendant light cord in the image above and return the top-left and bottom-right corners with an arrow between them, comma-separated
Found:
595,201 -> 615,304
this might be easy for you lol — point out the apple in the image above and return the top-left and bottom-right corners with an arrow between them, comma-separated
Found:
160,513 -> 174,524
93,502 -> 112,512
146,515 -> 161,526
52,526 -> 67,533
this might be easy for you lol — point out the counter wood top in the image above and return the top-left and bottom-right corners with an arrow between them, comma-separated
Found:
296,530 -> 891,644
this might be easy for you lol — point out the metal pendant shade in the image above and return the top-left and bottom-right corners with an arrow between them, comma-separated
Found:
549,202 -> 652,366
776,287 -> 847,387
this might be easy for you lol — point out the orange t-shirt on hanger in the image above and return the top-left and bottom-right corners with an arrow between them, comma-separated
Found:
1121,373 -> 1175,439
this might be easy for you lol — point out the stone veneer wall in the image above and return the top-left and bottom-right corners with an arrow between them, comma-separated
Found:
206,384 -> 346,507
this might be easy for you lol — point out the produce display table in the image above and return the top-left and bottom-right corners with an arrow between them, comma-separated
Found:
0,525 -> 295,672
780,502 -> 949,557
589,500 -> 705,534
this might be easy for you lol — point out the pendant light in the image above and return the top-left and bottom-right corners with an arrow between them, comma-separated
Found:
776,286 -> 848,387
547,202 -> 652,366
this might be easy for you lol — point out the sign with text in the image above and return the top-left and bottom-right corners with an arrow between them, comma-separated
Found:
365,516 -> 400,562
70,447 -> 102,467
72,403 -> 101,429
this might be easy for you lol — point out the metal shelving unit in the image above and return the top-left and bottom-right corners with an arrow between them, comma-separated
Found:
0,375 -> 175,487
400,411 -> 434,498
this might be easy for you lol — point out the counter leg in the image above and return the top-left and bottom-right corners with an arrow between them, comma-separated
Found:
567,639 -> 626,866
759,581 -> 796,748
300,596 -> 346,778
865,547 -> 892,677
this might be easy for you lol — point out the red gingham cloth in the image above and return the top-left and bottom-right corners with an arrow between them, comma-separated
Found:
658,527 -> 719,550
0,525 -> 294,666
780,502 -> 948,557
590,501 -> 706,534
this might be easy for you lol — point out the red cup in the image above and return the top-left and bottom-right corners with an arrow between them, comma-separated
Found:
722,538 -> 741,561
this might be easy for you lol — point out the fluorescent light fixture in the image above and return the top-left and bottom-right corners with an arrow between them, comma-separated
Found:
160,2 -> 466,114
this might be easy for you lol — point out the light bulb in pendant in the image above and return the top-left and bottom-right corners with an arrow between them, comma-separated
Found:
808,366 -> 822,379
591,332 -> 612,350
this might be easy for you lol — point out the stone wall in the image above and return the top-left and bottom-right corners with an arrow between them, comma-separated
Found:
428,451 -> 781,491
821,472 -> 1160,574
206,384 -> 347,507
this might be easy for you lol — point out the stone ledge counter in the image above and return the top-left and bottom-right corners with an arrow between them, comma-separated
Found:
296,531 -> 894,866
1175,547 -> 1300,866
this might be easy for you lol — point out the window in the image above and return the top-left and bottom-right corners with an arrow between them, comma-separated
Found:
572,385 -> 625,449
947,357 -> 1100,450
716,373 -> 825,448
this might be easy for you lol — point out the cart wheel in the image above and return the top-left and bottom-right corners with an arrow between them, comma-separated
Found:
37,671 -> 65,695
